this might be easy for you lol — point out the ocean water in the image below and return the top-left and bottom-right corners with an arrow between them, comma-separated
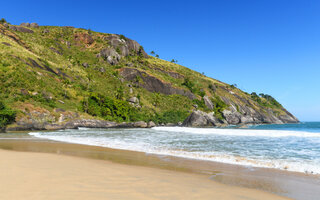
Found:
29,122 -> 320,174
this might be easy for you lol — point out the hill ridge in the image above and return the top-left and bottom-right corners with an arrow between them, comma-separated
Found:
0,21 -> 298,131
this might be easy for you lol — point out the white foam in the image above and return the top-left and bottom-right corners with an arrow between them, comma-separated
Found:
152,127 -> 320,138
28,130 -> 320,175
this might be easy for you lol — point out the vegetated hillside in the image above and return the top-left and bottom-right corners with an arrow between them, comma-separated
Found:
0,20 -> 298,131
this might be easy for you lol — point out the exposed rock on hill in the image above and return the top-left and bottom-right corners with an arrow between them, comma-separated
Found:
0,22 -> 298,131
120,68 -> 195,99
97,34 -> 148,65
183,110 -> 223,127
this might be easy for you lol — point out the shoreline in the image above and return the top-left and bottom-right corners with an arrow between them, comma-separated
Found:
0,136 -> 319,199
0,148 -> 290,200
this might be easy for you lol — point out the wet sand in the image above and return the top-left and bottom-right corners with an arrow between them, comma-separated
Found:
0,137 -> 319,199
0,148 -> 290,200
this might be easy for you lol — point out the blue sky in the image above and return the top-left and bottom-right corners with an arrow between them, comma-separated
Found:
2,0 -> 320,121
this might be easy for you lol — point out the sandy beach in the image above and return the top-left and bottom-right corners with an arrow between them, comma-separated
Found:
0,148 -> 290,200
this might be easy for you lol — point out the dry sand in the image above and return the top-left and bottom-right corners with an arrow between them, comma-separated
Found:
0,149 -> 290,200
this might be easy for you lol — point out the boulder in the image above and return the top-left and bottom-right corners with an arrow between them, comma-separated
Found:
3,23 -> 9,28
20,23 -> 30,27
222,110 -> 241,125
99,67 -> 106,73
15,26 -> 34,33
147,121 -> 156,128
133,121 -> 148,128
30,23 -> 39,28
97,47 -> 121,65
42,29 -> 50,34
128,97 -> 139,104
104,34 -> 148,58
203,96 -> 214,110
82,63 -> 89,68
183,110 -> 221,127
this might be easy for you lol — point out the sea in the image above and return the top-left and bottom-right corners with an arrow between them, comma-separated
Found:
29,122 -> 320,175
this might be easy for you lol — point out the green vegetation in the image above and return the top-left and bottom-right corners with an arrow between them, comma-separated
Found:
251,92 -> 282,108
82,94 -> 132,122
211,95 -> 227,120
0,18 -> 6,24
0,23 -> 289,126
0,101 -> 16,129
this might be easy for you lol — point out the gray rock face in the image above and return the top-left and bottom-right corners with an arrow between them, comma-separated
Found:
183,110 -> 222,127
222,110 -> 241,124
120,68 -> 195,99
97,34 -> 148,65
203,96 -> 214,110
30,23 -> 39,28
10,25 -> 34,33
20,23 -> 30,27
97,47 -> 121,65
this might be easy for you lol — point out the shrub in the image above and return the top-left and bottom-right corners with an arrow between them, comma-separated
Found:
192,99 -> 206,110
83,94 -> 132,122
182,77 -> 195,92
152,110 -> 189,124
0,18 -> 6,24
211,95 -> 227,120
119,34 -> 126,40
0,101 -> 16,129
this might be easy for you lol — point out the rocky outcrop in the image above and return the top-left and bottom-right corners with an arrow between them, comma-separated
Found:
21,23 -> 39,28
203,96 -> 214,110
74,33 -> 94,45
5,106 -> 155,132
9,25 -> 34,33
97,34 -> 148,65
183,110 -> 224,127
120,68 -> 195,99
183,106 -> 299,127
97,47 -> 121,65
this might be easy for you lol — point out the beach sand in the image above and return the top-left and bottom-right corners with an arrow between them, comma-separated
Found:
0,148 -> 290,200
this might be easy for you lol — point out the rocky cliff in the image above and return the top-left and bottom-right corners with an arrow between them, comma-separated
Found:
0,21 -> 298,131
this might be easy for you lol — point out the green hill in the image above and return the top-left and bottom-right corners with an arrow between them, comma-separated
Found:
0,21 -> 298,131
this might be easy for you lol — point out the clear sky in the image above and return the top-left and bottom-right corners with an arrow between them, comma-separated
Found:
2,0 -> 320,121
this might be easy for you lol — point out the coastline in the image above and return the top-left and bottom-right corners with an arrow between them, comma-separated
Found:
0,145 -> 290,200
0,136 -> 319,199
